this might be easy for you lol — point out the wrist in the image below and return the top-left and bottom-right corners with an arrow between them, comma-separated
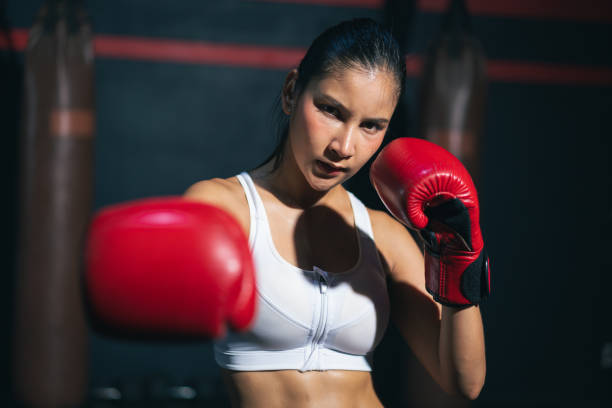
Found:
424,247 -> 490,307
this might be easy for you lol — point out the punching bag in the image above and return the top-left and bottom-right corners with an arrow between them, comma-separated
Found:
418,0 -> 487,184
404,1 -> 486,407
13,1 -> 94,406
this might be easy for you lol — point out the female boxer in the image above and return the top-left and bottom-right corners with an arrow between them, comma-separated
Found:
86,18 -> 488,408
183,18 -> 488,407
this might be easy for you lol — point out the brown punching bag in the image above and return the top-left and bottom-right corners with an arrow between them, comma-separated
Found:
418,0 -> 487,185
404,1 -> 487,407
13,1 -> 94,406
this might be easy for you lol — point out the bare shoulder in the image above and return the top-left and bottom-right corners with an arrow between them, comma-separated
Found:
184,177 -> 250,235
366,207 -> 424,284
184,177 -> 241,204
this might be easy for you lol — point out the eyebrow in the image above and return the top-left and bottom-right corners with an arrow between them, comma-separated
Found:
315,93 -> 390,124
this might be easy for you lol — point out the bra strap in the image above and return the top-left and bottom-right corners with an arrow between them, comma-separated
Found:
235,172 -> 259,246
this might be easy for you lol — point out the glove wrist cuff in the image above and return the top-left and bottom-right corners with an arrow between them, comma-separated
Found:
424,247 -> 490,307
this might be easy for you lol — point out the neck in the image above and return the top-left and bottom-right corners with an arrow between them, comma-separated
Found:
253,142 -> 340,209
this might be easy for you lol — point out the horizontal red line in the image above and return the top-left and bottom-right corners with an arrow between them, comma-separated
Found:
0,28 -> 28,49
487,60 -> 612,85
0,28 -> 305,69
2,29 -> 611,85
253,0 -> 612,21
418,0 -> 612,22
250,0 -> 383,8
406,56 -> 612,85
95,34 -> 306,69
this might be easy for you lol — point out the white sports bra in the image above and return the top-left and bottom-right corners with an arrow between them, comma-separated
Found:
213,172 -> 390,372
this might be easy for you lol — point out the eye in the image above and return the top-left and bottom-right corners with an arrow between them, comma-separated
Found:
362,121 -> 384,133
317,103 -> 341,118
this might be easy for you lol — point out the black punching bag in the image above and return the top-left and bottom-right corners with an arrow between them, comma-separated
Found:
13,1 -> 94,406
418,0 -> 487,185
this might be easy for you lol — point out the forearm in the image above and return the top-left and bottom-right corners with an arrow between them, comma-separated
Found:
438,305 -> 486,399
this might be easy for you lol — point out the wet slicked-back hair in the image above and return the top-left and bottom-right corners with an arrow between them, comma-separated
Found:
261,18 -> 406,171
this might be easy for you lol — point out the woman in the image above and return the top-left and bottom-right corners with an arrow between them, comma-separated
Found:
184,18 -> 487,407
85,18 -> 487,408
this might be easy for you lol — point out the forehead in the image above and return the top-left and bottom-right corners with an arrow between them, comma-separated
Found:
306,68 -> 398,117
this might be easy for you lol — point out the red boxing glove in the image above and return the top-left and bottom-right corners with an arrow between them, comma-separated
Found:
370,138 -> 490,306
85,197 -> 256,338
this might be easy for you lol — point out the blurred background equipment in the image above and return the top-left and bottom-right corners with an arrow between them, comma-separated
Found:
418,0 -> 486,185
12,0 -> 94,406
397,2 -> 487,404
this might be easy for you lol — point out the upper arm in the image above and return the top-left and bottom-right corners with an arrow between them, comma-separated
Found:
369,209 -> 443,383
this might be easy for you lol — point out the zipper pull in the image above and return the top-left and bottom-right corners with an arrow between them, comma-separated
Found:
314,266 -> 329,294
319,275 -> 328,294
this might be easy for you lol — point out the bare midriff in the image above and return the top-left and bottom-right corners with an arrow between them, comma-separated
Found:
221,368 -> 384,408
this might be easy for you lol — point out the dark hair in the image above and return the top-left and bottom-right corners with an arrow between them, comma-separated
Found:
260,18 -> 406,171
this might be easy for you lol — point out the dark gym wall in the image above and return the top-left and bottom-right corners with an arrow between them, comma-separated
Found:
2,0 -> 611,406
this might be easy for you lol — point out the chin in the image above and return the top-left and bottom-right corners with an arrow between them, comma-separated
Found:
306,176 -> 334,192
306,170 -> 349,192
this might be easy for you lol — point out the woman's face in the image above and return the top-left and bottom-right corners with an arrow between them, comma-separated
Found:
285,67 -> 398,192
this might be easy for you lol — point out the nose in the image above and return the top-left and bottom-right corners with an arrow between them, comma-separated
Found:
329,125 -> 356,160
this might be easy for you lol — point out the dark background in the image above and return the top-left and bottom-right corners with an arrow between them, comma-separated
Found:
2,0 -> 611,406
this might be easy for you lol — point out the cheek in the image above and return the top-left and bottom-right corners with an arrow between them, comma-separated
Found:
296,103 -> 330,149
360,134 -> 385,161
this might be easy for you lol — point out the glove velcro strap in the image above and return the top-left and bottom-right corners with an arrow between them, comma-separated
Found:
425,247 -> 490,307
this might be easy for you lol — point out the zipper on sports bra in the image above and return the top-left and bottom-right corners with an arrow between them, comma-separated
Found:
302,269 -> 329,371
318,274 -> 328,294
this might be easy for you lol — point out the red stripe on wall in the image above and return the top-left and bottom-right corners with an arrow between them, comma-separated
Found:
3,29 -> 612,85
0,29 -> 305,69
253,0 -> 612,21
404,56 -> 612,85
0,28 -> 28,50
487,60 -> 612,85
418,0 -> 612,22
250,0 -> 383,8
95,34 -> 306,69
406,55 -> 612,86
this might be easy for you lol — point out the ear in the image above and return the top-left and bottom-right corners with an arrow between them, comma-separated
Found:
281,69 -> 299,115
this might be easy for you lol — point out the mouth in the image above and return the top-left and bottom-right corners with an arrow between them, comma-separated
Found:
315,160 -> 347,177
